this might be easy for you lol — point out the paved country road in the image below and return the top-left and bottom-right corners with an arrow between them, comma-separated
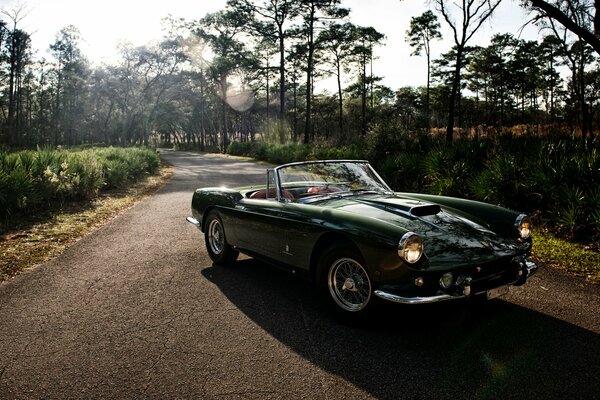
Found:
1,151 -> 599,399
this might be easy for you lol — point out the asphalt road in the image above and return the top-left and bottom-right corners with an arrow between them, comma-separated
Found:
1,151 -> 599,399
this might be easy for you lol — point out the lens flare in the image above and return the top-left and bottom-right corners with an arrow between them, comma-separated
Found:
225,86 -> 254,112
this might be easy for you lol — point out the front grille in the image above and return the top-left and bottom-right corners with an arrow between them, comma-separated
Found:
470,257 -> 519,292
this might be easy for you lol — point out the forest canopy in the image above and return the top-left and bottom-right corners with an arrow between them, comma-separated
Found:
0,0 -> 598,150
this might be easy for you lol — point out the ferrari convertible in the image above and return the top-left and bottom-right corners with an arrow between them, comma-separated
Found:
187,160 -> 538,319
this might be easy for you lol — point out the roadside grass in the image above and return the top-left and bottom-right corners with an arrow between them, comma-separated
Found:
0,163 -> 173,283
532,230 -> 600,284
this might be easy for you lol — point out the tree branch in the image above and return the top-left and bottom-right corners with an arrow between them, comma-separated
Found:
528,0 -> 600,55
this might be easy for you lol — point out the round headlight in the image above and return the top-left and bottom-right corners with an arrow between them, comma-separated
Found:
515,214 -> 532,240
398,232 -> 423,264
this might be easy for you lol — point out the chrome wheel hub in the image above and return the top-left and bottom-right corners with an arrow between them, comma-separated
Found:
342,277 -> 357,291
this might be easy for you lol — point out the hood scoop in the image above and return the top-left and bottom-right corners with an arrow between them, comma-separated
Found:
409,204 -> 441,217
353,198 -> 441,219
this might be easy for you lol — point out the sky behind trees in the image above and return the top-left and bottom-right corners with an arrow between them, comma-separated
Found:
3,0 -> 538,92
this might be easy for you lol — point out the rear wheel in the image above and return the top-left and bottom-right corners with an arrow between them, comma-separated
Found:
204,210 -> 239,265
317,244 -> 374,321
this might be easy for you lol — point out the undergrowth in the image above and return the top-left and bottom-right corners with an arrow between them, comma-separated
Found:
0,147 -> 160,224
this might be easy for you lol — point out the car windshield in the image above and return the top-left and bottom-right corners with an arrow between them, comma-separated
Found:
275,161 -> 392,200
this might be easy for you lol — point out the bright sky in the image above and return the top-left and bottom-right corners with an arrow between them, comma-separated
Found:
1,0 -> 540,91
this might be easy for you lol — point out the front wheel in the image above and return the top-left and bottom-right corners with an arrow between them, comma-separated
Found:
204,211 -> 239,265
317,244 -> 374,321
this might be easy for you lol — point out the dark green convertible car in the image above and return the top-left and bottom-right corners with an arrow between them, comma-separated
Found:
187,160 -> 538,319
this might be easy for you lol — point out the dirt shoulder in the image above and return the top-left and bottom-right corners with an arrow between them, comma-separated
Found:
0,163 -> 173,283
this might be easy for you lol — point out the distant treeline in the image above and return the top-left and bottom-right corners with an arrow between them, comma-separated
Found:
0,0 -> 599,150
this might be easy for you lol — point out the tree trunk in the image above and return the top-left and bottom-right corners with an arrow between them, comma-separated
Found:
579,50 -> 589,147
336,59 -> 343,141
200,69 -> 206,151
279,33 -> 286,144
426,51 -> 431,133
446,47 -> 463,144
266,57 -> 270,137
221,76 -> 229,152
361,55 -> 367,135
292,74 -> 298,142
303,5 -> 315,144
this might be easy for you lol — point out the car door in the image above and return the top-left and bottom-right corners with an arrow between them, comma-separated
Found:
272,202 -> 322,270
232,198 -> 288,260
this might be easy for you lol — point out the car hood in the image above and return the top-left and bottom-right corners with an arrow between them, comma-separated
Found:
318,194 -> 521,268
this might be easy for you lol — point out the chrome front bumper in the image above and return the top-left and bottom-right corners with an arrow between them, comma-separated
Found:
374,290 -> 467,305
186,216 -> 200,226
524,259 -> 538,276
374,258 -> 539,305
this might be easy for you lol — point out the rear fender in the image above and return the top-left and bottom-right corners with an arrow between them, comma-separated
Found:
191,188 -> 243,231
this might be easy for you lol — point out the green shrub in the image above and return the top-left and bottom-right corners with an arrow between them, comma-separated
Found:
67,151 -> 105,199
0,164 -> 38,216
552,186 -> 585,238
470,154 -> 526,207
103,158 -> 130,189
0,147 -> 160,221
228,141 -> 255,157
424,144 -> 480,197
389,152 -> 425,192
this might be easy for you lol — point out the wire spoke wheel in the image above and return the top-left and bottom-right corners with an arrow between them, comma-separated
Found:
204,211 -> 239,265
207,218 -> 224,255
327,257 -> 372,312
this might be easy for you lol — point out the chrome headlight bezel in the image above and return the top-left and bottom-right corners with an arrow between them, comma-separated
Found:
515,214 -> 532,240
398,232 -> 423,264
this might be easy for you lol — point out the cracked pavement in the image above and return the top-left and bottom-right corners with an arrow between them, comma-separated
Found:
0,151 -> 598,399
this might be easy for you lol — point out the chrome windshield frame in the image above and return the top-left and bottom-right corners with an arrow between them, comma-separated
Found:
273,160 -> 392,202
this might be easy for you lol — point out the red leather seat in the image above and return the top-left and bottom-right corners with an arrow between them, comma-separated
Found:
307,185 -> 343,194
249,188 -> 294,200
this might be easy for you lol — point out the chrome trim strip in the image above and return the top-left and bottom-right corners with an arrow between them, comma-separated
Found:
374,290 -> 466,305
186,216 -> 200,225
525,259 -> 538,276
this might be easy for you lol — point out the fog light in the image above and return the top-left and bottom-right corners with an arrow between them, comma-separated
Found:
515,214 -> 532,240
439,272 -> 453,289
414,277 -> 424,287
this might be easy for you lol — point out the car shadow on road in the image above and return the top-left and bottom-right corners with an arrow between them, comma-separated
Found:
201,258 -> 599,399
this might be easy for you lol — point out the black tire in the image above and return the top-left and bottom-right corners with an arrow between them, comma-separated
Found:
204,210 -> 239,265
316,243 -> 374,321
